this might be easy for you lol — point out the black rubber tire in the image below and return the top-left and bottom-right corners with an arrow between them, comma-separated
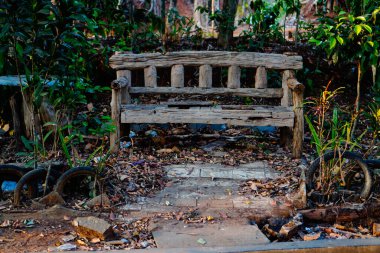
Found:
306,151 -> 372,202
13,168 -> 59,206
0,165 -> 31,199
54,166 -> 102,196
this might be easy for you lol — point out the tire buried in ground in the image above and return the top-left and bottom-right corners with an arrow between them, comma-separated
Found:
54,166 -> 103,201
13,168 -> 59,206
306,150 -> 372,204
0,164 -> 31,199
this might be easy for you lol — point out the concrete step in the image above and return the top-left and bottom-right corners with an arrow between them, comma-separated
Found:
150,220 -> 269,248
164,162 -> 277,180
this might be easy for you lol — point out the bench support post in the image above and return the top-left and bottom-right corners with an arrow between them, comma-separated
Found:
110,70 -> 131,153
288,77 -> 305,159
280,70 -> 293,148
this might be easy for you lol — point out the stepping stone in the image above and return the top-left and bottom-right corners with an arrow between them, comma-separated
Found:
151,220 -> 269,248
164,162 -> 271,180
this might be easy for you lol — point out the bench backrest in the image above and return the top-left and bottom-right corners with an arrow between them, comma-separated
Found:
109,51 -> 303,107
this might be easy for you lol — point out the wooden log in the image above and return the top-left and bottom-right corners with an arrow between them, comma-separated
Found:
300,202 -> 380,223
144,66 -> 157,88
255,67 -> 267,89
199,64 -> 212,88
291,78 -> 304,158
171,65 -> 184,88
109,51 -> 303,70
227,66 -> 241,89
128,87 -> 283,98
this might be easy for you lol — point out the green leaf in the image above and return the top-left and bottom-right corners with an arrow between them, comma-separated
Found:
368,41 -> 374,47
329,37 -> 337,50
336,36 -> 344,45
361,24 -> 372,33
356,16 -> 366,21
15,43 -> 23,57
309,38 -> 322,46
305,115 -> 322,155
354,25 -> 362,35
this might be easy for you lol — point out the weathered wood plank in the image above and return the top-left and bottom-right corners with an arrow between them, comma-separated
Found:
120,106 -> 294,127
171,65 -> 184,88
281,70 -> 293,107
228,66 -> 241,89
144,66 -> 157,88
110,51 -> 303,70
199,65 -> 212,88
128,87 -> 283,98
292,80 -> 305,158
255,67 -> 267,89
123,104 -> 293,114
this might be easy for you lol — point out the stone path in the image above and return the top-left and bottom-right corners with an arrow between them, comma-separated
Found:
122,161 -> 287,248
150,220 -> 269,248
123,161 -> 279,211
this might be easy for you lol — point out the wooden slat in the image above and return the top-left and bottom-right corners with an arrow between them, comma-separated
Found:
110,51 -> 303,70
121,106 -> 293,127
144,66 -> 157,88
255,67 -> 267,89
199,65 -> 212,88
171,65 -> 184,88
227,66 -> 241,89
128,87 -> 283,98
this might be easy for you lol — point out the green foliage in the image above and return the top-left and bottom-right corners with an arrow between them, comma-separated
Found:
238,0 -> 284,49
309,10 -> 378,66
305,85 -> 361,157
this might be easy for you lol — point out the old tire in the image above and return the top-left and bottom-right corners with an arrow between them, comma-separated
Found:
307,151 -> 372,203
13,168 -> 59,206
54,166 -> 102,196
0,165 -> 31,199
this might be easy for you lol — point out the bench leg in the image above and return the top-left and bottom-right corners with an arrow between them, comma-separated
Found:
292,90 -> 304,159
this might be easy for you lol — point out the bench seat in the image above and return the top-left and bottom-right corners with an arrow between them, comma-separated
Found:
121,105 -> 294,127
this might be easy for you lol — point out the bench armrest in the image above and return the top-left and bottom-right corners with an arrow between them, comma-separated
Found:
287,78 -> 304,93
111,77 -> 129,89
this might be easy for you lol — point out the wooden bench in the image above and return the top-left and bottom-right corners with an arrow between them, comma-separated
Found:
109,51 -> 304,158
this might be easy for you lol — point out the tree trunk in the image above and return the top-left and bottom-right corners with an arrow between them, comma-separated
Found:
217,0 -> 238,49
9,94 -> 23,149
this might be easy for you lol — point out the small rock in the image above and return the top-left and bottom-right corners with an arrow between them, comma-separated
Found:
140,241 -> 149,248
373,223 -> 380,236
61,235 -> 76,243
73,216 -> 113,240
39,191 -> 65,206
56,243 -> 77,251
197,238 -> 207,245
86,194 -> 111,208
126,181 -> 137,192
